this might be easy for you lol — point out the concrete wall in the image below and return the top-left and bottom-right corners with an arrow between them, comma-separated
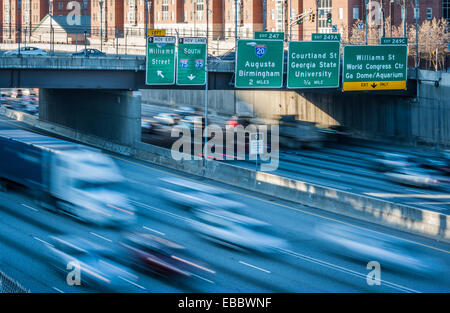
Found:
142,70 -> 450,148
39,89 -> 141,146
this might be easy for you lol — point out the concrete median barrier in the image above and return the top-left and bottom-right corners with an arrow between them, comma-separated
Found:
1,107 -> 448,243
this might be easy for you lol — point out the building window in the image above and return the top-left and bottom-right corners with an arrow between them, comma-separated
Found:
444,0 -> 450,25
426,8 -> 432,20
339,8 -> 343,20
162,0 -> 169,21
353,7 -> 359,20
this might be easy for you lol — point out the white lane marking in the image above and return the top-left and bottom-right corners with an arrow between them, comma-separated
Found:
405,202 -> 450,205
319,171 -> 341,177
52,287 -> 64,293
130,200 -> 199,225
365,192 -> 450,199
191,273 -> 215,284
239,261 -> 271,274
279,248 -> 420,293
322,183 -> 352,190
143,226 -> 166,236
89,232 -> 112,243
33,236 -> 54,247
118,276 -> 146,290
22,204 -> 38,212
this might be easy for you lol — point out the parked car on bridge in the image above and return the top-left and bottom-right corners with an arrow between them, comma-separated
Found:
4,46 -> 48,56
72,49 -> 106,57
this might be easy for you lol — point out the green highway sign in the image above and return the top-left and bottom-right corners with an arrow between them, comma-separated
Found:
176,37 -> 207,86
312,33 -> 341,41
381,37 -> 408,45
146,36 -> 176,85
287,41 -> 340,89
254,31 -> 285,40
343,45 -> 408,91
235,39 -> 284,88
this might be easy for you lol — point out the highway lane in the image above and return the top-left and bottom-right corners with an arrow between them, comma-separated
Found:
0,115 -> 449,293
141,103 -> 450,213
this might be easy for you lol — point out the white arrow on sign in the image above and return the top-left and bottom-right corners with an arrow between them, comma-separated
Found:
157,71 -> 165,78
187,74 -> 196,81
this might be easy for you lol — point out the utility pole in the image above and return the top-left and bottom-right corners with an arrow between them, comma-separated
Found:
204,0 -> 210,167
18,0 -> 21,56
289,0 -> 292,41
84,0 -> 88,55
316,0 -> 319,33
382,0 -> 386,38
403,0 -> 407,37
145,0 -> 148,39
235,0 -> 238,42
415,0 -> 420,102
365,0 -> 369,45
263,0 -> 267,31
389,0 -> 393,37
99,0 -> 104,52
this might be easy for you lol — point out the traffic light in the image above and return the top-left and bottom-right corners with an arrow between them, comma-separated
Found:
297,19 -> 303,24
327,13 -> 332,24
308,14 -> 312,22
311,13 -> 315,23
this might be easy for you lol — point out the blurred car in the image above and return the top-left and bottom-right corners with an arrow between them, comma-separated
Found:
314,222 -> 445,276
119,232 -> 215,280
157,177 -> 247,211
141,119 -> 153,133
207,54 -> 218,60
174,106 -> 196,118
226,115 -> 252,129
153,113 -> 181,125
72,49 -> 106,57
22,102 -> 38,115
0,94 -> 7,106
279,115 -> 325,149
413,155 -> 450,176
177,115 -> 204,131
319,125 -> 352,142
45,235 -> 139,291
190,207 -> 289,253
4,46 -> 48,56
372,152 -> 417,172
10,89 -> 23,99
384,167 -> 444,189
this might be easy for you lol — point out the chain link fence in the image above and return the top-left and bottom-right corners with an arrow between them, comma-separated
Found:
0,269 -> 30,293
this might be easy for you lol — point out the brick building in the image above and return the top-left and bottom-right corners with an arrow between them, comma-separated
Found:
1,0 -> 448,44
90,0 -> 123,40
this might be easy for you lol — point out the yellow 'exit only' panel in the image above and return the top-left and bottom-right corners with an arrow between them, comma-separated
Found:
343,81 -> 407,91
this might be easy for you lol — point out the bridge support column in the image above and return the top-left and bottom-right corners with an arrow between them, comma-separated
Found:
39,89 -> 141,146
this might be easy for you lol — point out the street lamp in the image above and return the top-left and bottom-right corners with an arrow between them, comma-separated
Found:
18,0 -> 22,56
84,0 -> 88,55
49,0 -> 53,55
145,0 -> 152,38
99,0 -> 104,52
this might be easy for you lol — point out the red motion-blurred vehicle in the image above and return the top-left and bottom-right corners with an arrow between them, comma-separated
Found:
120,232 -> 214,279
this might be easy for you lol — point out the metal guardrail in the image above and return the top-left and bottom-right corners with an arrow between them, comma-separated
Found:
0,269 -> 29,293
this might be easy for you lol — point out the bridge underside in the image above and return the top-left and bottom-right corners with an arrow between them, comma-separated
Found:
39,89 -> 141,146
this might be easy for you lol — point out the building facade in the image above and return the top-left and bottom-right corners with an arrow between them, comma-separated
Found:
1,1 -> 447,44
